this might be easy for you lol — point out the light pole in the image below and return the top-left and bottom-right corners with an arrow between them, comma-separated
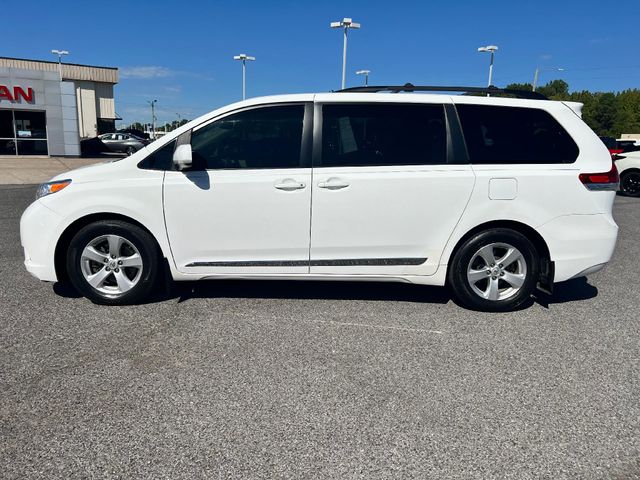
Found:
356,69 -> 370,86
331,17 -> 361,90
176,113 -> 181,130
148,99 -> 157,139
477,45 -> 498,87
233,54 -> 256,100
533,66 -> 565,92
51,49 -> 69,81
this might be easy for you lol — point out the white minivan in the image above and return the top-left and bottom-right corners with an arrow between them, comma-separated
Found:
20,86 -> 620,311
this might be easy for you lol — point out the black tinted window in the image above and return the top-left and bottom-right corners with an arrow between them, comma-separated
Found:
320,103 -> 446,167
456,105 -> 579,164
191,105 -> 304,170
138,140 -> 175,170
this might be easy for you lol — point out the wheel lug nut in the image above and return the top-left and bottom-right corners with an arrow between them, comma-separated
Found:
117,260 -> 123,265
490,263 -> 495,267
499,264 -> 503,268
105,267 -> 110,271
111,254 -> 116,259
114,268 -> 119,273
103,258 -> 108,263
486,271 -> 491,275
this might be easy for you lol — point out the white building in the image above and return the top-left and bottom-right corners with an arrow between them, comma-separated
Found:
0,56 -> 119,156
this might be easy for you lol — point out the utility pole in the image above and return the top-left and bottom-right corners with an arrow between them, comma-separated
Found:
148,99 -> 157,139
233,54 -> 256,100
533,66 -> 564,92
331,18 -> 361,89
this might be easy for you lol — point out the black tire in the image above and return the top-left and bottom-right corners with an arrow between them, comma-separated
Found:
620,170 -> 640,197
66,220 -> 161,305
126,146 -> 136,156
447,228 -> 539,312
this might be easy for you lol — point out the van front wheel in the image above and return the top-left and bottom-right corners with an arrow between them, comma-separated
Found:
66,220 -> 160,305
448,229 -> 539,312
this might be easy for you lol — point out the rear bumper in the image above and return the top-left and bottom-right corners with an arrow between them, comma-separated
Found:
20,200 -> 64,282
537,213 -> 618,282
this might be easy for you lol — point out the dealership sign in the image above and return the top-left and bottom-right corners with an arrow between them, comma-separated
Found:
0,85 -> 35,103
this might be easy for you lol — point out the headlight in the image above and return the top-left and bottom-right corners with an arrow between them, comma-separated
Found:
36,179 -> 72,199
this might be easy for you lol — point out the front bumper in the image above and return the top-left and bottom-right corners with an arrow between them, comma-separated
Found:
537,213 -> 619,283
20,200 -> 65,282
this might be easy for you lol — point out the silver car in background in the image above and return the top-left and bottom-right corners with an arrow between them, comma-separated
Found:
98,133 -> 149,156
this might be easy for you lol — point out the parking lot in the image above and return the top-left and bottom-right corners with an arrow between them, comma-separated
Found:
1,184 -> 638,479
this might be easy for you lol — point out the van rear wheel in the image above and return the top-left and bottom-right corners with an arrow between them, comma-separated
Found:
448,229 -> 539,312
66,220 -> 160,305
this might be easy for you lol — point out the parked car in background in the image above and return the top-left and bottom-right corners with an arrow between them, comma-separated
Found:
118,128 -> 150,140
99,133 -> 149,156
615,150 -> 640,197
615,138 -> 640,153
600,136 -> 624,157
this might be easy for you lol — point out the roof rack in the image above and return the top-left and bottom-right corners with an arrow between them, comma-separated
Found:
336,83 -> 548,100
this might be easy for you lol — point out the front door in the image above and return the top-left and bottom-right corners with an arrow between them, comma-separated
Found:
163,103 -> 313,274
309,100 -> 475,277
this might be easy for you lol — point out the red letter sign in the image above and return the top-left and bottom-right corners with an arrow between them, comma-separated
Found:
13,86 -> 34,103
0,85 -> 14,102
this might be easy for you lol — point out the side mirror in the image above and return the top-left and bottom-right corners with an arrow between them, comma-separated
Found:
173,144 -> 192,170
172,130 -> 192,170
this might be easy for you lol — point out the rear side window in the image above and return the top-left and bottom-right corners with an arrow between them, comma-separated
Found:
191,105 -> 304,170
138,140 -> 175,170
456,105 -> 579,164
320,103 -> 447,167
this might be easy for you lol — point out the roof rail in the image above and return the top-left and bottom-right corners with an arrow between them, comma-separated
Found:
336,83 -> 548,100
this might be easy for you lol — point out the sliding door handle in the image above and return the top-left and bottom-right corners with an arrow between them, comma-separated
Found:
318,178 -> 350,190
274,180 -> 306,191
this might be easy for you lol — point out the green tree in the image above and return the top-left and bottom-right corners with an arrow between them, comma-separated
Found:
537,79 -> 569,100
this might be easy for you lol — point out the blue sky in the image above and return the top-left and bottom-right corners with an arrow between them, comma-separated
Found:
3,0 -> 639,126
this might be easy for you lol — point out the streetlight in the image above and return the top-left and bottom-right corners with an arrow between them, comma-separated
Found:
477,45 -> 498,87
356,69 -> 370,86
176,112 -> 181,130
533,66 -> 565,92
331,17 -> 361,90
233,54 -> 256,100
148,99 -> 157,139
51,49 -> 69,81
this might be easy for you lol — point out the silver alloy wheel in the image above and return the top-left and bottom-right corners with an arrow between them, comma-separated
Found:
80,234 -> 143,296
466,242 -> 527,301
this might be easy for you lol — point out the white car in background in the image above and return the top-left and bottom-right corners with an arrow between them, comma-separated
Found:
20,85 -> 619,311
615,150 -> 640,197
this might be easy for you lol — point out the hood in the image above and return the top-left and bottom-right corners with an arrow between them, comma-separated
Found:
48,149 -> 149,184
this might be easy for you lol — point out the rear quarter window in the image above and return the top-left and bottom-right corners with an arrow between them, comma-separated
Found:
456,104 -> 579,164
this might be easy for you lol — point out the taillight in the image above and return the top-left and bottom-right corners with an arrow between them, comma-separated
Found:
579,163 -> 619,191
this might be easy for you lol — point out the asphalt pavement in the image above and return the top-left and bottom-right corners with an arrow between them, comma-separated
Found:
1,185 -> 638,479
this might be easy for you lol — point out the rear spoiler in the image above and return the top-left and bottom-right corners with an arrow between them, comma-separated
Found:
563,101 -> 583,118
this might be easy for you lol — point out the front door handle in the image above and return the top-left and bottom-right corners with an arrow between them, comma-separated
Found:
318,178 -> 350,190
274,179 -> 306,191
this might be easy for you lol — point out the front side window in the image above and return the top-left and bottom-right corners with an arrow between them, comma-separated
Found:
138,140 -> 176,170
320,103 -> 447,167
456,104 -> 579,164
191,105 -> 305,170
